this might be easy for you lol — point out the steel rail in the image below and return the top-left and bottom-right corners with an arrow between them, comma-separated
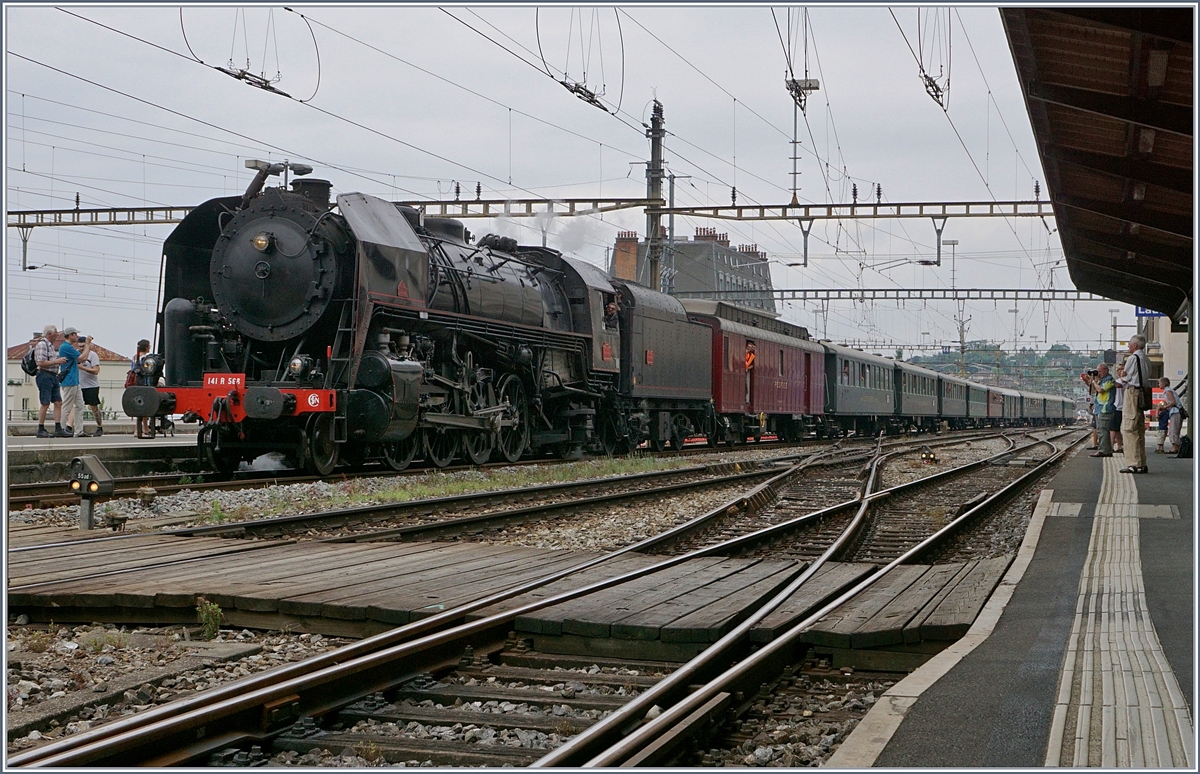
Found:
7,428 -> 1003,506
7,439 -> 767,509
7,431 -> 1044,765
552,431 -> 1083,766
320,466 -> 781,543
10,460 -> 762,552
8,459 -> 810,766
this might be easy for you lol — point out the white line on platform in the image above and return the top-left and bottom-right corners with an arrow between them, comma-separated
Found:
1044,455 -> 1194,768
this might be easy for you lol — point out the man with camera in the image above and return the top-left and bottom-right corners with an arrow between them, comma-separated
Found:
1115,334 -> 1151,473
1082,363 -> 1116,457
58,328 -> 93,437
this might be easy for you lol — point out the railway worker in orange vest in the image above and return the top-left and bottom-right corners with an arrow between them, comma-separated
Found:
745,341 -> 756,405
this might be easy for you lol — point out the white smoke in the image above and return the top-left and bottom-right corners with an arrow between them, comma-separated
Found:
244,452 -> 289,472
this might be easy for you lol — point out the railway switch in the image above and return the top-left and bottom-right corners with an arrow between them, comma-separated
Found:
68,455 -> 114,530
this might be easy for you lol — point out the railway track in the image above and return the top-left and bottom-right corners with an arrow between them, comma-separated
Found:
9,429 -> 1084,767
6,438 -> 809,510
534,429 -> 1086,766
640,432 -> 1013,558
9,460 -> 791,556
6,428 -> 1004,510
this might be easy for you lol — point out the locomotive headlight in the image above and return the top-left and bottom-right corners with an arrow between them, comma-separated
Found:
288,355 -> 313,377
142,357 -> 158,373
251,232 -> 273,252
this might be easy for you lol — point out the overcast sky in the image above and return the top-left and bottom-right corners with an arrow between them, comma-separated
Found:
5,4 -> 1142,359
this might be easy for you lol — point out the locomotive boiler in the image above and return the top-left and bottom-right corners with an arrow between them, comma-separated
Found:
125,162 -> 623,473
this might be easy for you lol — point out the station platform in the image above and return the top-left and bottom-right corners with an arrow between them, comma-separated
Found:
829,445 -> 1195,768
6,430 -> 201,484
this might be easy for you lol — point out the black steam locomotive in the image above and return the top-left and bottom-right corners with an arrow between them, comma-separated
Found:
124,164 -> 713,473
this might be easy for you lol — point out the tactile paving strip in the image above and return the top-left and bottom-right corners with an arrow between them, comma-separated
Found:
1045,456 -> 1194,767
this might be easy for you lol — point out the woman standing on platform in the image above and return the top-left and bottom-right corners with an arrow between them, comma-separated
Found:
1156,377 -> 1181,455
131,339 -> 151,438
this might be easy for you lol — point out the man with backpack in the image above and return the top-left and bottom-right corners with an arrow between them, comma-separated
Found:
1115,333 -> 1152,474
30,326 -> 70,438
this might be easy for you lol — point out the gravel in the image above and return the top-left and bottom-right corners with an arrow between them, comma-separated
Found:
5,623 -> 351,753
878,437 -> 1014,489
7,451 -> 793,533
461,484 -> 757,552
927,439 -> 1085,563
270,747 -> 400,767
692,670 -> 900,767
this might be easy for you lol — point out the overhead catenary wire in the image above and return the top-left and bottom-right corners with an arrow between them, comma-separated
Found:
33,13 -> 667,257
886,8 -> 1043,284
292,11 -> 642,161
8,51 -> 420,197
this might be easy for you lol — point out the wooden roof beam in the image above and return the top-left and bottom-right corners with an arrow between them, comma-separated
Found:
1045,8 -> 1193,47
1027,81 -> 1192,137
1054,193 -> 1192,239
1066,226 -> 1193,267
1044,145 -> 1193,196
1067,255 -> 1190,317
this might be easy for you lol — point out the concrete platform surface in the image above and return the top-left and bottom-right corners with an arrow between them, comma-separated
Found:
6,432 -> 204,484
7,420 -> 199,436
829,446 -> 1194,768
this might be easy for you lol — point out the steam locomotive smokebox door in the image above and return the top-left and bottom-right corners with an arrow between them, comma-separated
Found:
209,189 -> 340,343
337,193 -> 428,305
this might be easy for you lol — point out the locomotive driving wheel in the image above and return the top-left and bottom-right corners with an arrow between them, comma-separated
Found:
462,381 -> 496,466
495,374 -> 529,463
423,395 -> 460,469
305,413 -> 339,476
383,433 -> 419,471
598,415 -> 621,456
198,425 -> 240,476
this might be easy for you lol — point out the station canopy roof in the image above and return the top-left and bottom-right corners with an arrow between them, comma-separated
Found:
1002,8 -> 1193,321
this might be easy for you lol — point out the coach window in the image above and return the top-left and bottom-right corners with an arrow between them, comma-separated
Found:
724,336 -> 730,371
779,349 -> 784,376
859,363 -> 867,386
841,360 -> 849,385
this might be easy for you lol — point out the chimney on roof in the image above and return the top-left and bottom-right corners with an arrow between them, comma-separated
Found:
694,227 -> 730,247
613,231 -> 640,281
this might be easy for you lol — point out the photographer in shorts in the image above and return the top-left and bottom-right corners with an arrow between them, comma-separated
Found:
1081,364 -> 1116,457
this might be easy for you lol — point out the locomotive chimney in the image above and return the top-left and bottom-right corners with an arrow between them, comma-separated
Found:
291,178 -> 332,209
